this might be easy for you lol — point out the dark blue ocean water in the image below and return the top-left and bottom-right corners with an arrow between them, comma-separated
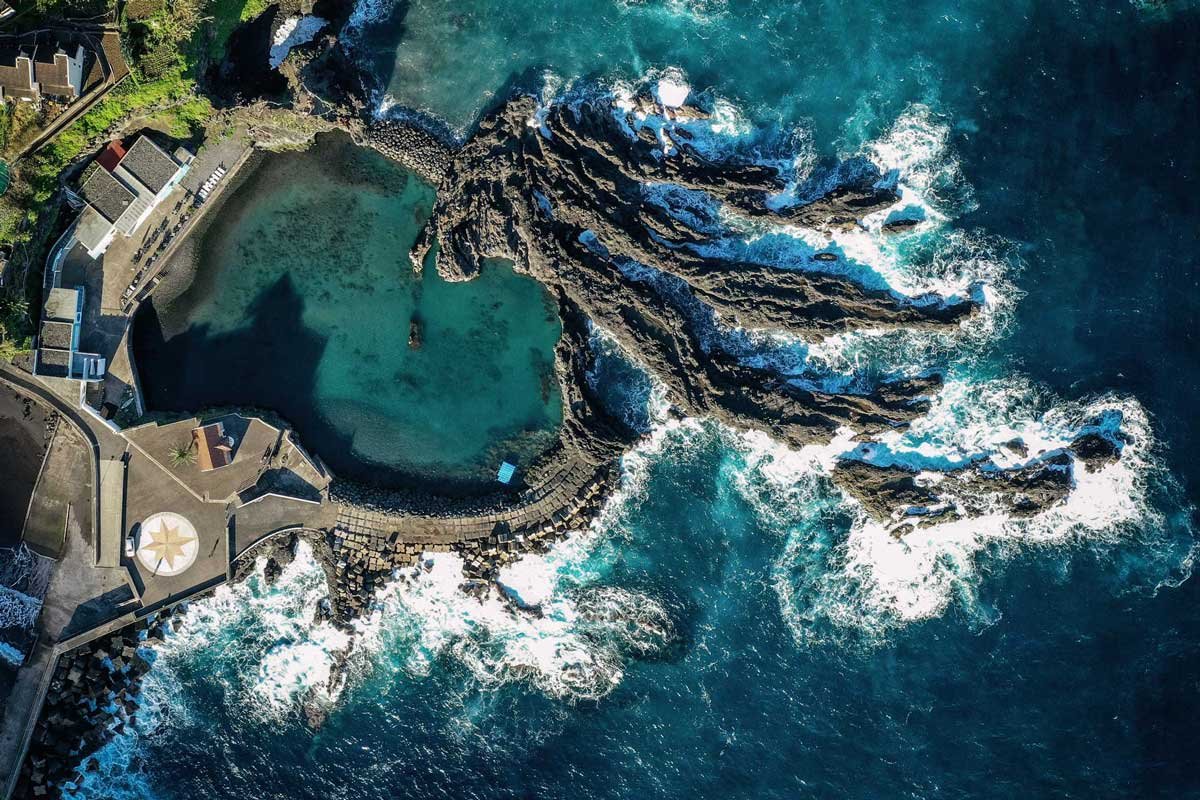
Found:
73,1 -> 1200,798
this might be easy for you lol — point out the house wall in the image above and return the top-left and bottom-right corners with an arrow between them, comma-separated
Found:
65,46 -> 83,96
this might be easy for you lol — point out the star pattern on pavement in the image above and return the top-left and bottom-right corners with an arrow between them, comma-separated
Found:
142,519 -> 195,571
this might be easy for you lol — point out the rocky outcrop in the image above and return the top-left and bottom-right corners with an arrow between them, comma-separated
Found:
831,429 -> 1119,529
410,93 -> 976,460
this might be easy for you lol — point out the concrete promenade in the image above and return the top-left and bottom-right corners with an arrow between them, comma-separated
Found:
0,365 -> 332,797
334,456 -> 609,544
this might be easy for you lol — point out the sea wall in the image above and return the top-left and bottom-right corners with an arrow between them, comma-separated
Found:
14,610 -> 182,799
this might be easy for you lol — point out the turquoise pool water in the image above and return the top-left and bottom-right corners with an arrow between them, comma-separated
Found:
133,133 -> 562,490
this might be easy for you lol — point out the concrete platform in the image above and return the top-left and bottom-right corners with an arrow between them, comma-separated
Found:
124,414 -> 283,503
120,447 -> 229,607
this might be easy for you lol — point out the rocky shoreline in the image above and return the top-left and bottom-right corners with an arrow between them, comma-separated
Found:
7,9 -> 1157,794
248,9 -> 1145,581
244,462 -> 619,626
15,610 -> 183,799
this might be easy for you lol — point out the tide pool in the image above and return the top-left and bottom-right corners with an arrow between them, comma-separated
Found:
133,133 -> 562,491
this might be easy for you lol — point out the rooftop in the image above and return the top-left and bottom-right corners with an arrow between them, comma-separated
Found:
193,422 -> 234,472
126,415 -> 287,502
96,140 -> 125,172
33,48 -> 77,98
0,46 -> 35,102
120,137 -> 181,195
43,287 -> 80,322
39,320 -> 73,350
80,166 -> 135,223
34,348 -> 70,378
0,41 -> 86,102
75,206 -> 114,254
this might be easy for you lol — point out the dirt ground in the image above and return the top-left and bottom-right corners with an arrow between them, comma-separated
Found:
0,391 -> 53,548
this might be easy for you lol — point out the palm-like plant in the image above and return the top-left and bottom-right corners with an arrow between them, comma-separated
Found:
168,441 -> 196,467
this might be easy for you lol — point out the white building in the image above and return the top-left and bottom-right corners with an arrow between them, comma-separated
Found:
76,136 -> 193,259
32,286 -> 105,383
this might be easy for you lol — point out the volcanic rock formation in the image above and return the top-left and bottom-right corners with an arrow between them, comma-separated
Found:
408,89 -> 1127,525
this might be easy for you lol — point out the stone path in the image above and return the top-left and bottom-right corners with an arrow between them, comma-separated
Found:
334,456 -> 612,544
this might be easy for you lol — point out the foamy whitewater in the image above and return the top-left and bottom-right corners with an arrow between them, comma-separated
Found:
97,70 -> 1176,727
71,2 -> 1200,790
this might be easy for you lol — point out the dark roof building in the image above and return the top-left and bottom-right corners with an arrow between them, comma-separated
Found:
39,320 -> 74,350
75,133 -> 193,259
34,347 -> 71,379
0,47 -> 37,103
33,287 -> 106,383
80,166 -> 135,223
120,137 -> 181,194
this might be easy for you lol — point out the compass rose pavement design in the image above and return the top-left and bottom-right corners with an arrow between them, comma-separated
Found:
136,512 -> 200,577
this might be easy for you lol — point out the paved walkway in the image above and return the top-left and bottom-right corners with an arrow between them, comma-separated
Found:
0,368 -> 133,798
334,456 -> 610,543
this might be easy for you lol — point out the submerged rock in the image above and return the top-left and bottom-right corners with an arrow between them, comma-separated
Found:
408,316 -> 423,350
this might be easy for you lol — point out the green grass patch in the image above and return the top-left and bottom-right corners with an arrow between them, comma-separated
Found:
202,0 -> 273,60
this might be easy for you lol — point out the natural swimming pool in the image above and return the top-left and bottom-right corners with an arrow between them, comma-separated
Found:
132,133 -> 562,492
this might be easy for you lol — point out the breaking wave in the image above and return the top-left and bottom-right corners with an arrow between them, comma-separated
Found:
357,539 -> 674,702
736,377 -> 1191,648
66,58 -> 1197,797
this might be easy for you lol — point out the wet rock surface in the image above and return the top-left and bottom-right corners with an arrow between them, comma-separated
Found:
832,428 -> 1119,529
410,94 -> 975,462
384,89 -> 999,532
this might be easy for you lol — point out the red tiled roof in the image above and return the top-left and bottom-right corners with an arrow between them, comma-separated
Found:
192,423 -> 234,471
96,141 -> 125,172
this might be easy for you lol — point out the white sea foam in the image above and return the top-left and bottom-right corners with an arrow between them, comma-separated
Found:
535,82 -> 1183,649
63,73 -> 1195,798
108,527 -> 673,724
616,82 -> 1016,358
125,544 -> 354,726
863,102 -> 976,221
269,16 -> 327,69
617,0 -> 729,23
655,77 -> 691,108
345,0 -> 400,36
354,532 -> 673,702
717,375 -> 1188,648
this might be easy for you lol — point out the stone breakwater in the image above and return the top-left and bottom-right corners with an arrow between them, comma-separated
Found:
279,461 -> 616,622
363,117 -> 455,187
15,609 -> 183,800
